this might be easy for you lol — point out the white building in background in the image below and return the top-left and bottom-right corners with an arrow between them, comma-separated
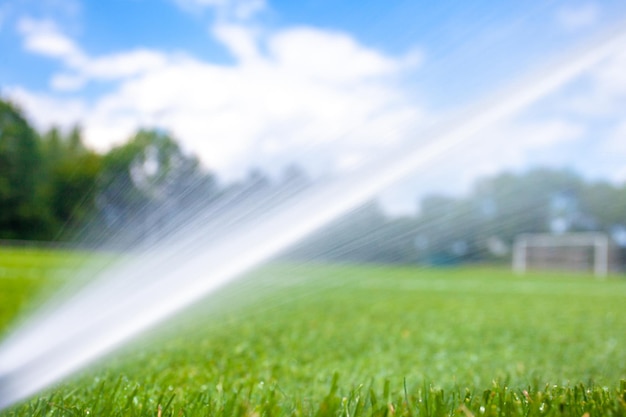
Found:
512,232 -> 621,277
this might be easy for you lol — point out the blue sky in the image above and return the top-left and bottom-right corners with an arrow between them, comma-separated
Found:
1,0 -> 626,214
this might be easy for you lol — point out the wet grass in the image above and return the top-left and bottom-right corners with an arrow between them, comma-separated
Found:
1,247 -> 625,416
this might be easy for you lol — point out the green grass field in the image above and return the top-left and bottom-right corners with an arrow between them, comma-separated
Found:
1,247 -> 625,416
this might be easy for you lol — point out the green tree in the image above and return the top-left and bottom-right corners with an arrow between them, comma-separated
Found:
412,168 -> 590,265
578,181 -> 626,229
0,99 -> 52,239
96,129 -> 216,243
475,168 -> 584,241
37,126 -> 104,239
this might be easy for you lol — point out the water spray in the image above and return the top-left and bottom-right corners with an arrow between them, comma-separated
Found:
1,26 -> 625,410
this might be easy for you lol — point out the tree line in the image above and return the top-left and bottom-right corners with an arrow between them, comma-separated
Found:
1,99 -> 211,242
294,168 -> 626,265
0,98 -> 308,245
2,97 -> 625,264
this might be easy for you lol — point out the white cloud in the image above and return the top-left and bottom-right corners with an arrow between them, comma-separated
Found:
212,23 -> 261,62
9,20 -> 423,181
556,4 -> 600,31
79,43 -> 420,177
17,17 -> 83,61
83,50 -> 170,80
50,73 -> 86,91
5,86 -> 86,129
267,27 -> 415,85
17,17 -> 172,91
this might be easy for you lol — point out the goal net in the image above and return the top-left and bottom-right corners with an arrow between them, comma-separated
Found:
512,232 -> 617,277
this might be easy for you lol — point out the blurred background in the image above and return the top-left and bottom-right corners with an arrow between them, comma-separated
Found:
1,0 -> 626,272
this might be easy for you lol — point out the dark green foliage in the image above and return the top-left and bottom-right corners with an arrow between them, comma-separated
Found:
40,126 -> 104,239
0,100 -> 51,240
0,98 -> 217,243
0,100 -> 106,241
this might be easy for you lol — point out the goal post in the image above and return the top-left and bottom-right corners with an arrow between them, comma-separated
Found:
512,232 -> 614,277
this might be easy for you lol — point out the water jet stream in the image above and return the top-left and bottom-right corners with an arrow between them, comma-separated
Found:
1,26 -> 625,410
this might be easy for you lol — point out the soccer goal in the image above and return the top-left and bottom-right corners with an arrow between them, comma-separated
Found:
512,232 -> 616,277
